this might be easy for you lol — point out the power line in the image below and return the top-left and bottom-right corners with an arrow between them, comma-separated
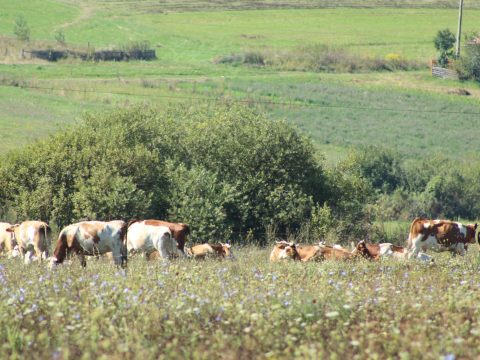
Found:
2,83 -> 480,116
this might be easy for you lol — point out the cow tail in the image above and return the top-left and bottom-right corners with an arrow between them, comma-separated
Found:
43,223 -> 51,257
121,222 -> 129,268
407,217 -> 421,249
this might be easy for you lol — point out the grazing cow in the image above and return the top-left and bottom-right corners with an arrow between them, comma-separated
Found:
186,243 -> 234,260
51,220 -> 128,268
269,241 -> 300,262
6,221 -> 51,264
407,218 -> 478,257
352,241 -> 433,262
0,222 -> 17,257
131,220 -> 190,253
127,221 -> 183,260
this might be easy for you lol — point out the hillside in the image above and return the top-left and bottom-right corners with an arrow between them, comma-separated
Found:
0,1 -> 479,159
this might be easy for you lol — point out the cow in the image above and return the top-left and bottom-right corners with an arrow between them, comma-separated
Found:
6,221 -> 51,264
50,220 -> 128,268
351,241 -> 434,262
269,241 -> 300,262
130,220 -> 190,253
127,221 -> 184,260
270,241 -> 365,262
407,217 -> 478,258
0,222 -> 17,258
185,243 -> 234,260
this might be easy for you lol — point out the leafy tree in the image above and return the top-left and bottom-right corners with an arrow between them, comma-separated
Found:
340,145 -> 404,194
14,15 -> 30,42
434,29 -> 456,66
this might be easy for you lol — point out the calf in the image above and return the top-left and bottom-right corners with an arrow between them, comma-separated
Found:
407,218 -> 478,257
51,220 -> 128,268
6,221 -> 51,264
127,221 -> 184,260
186,243 -> 234,260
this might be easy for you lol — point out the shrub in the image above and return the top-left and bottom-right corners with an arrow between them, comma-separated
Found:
54,30 -> 66,46
340,145 -> 404,194
434,28 -> 456,67
13,15 -> 30,42
0,104 -> 329,242
456,33 -> 480,81
214,45 -> 424,73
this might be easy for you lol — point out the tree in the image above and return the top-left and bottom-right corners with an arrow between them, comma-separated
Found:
456,32 -> 480,81
434,29 -> 456,67
14,16 -> 30,42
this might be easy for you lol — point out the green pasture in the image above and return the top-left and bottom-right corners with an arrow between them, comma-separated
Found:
1,1 -> 480,158
1,247 -> 480,359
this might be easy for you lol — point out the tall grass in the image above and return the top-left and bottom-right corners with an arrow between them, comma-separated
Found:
1,247 -> 480,358
215,45 -> 425,73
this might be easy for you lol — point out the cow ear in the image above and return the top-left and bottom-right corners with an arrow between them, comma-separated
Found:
5,227 -> 13,233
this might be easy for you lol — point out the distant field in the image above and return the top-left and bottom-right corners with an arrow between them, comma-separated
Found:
1,1 -> 480,159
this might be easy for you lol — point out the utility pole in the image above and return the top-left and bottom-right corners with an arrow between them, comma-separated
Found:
455,0 -> 464,58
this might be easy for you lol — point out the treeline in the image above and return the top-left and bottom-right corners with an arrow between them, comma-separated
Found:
0,104 -> 478,244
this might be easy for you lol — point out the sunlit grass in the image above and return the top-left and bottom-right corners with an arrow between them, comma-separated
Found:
2,246 -> 480,358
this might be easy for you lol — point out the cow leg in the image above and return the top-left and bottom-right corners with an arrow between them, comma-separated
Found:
454,244 -> 466,257
408,234 -> 423,259
79,254 -> 87,267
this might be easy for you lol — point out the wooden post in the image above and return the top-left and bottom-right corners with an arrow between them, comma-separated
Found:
455,0 -> 464,58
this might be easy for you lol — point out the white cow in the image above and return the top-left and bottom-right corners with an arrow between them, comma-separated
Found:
6,221 -> 51,264
51,220 -> 127,268
127,221 -> 184,259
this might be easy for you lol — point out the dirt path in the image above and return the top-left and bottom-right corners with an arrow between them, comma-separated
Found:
54,2 -> 96,32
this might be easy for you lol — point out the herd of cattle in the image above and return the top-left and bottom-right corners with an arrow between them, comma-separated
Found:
0,217 -> 478,267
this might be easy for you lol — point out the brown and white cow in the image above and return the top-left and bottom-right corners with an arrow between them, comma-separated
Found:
0,222 -> 17,258
131,220 -> 190,253
127,221 -> 184,260
51,220 -> 128,268
6,221 -> 51,264
407,217 -> 478,258
186,243 -> 234,260
351,241 -> 433,262
269,241 -> 300,262
270,241 -> 365,262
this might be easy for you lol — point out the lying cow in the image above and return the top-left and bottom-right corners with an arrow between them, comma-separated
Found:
6,221 -> 51,264
133,220 -> 190,253
269,241 -> 301,262
407,218 -> 478,258
270,241 -> 367,262
51,220 -> 128,268
352,241 -> 433,262
185,243 -> 234,260
0,222 -> 17,258
127,221 -> 184,260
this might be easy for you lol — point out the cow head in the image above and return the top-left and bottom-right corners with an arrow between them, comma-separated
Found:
352,240 -> 376,260
219,243 -> 235,259
5,224 -> 20,241
465,223 -> 478,244
275,241 -> 300,261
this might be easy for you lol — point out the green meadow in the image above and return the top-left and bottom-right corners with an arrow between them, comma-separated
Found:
2,249 -> 480,359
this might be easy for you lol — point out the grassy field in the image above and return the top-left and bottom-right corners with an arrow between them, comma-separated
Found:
2,247 -> 480,359
1,1 -> 480,158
